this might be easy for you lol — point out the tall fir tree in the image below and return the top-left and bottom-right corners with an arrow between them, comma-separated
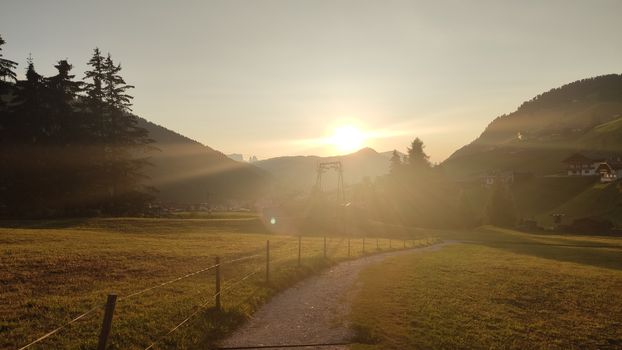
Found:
103,53 -> 133,110
0,34 -> 18,109
84,48 -> 107,131
0,34 -> 17,83
96,53 -> 153,214
389,149 -> 403,176
43,60 -> 89,214
2,57 -> 50,214
406,137 -> 431,170
43,60 -> 83,140
10,56 -> 45,136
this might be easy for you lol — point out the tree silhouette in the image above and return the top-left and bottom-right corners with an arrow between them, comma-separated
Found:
0,35 -> 17,83
0,35 -> 18,109
97,53 -> 153,214
0,35 -> 155,217
389,149 -> 402,176
406,137 -> 431,170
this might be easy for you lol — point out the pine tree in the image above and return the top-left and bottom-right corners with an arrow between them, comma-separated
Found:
6,56 -> 47,144
97,53 -> 153,214
44,60 -> 83,139
406,137 -> 431,170
0,35 -> 18,109
10,56 -> 45,132
43,60 -> 88,214
84,48 -> 107,131
103,53 -> 133,111
0,35 -> 17,83
2,57 -> 50,215
389,149 -> 402,176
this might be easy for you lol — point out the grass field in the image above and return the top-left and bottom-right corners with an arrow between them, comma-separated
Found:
349,226 -> 622,349
0,214 -> 432,349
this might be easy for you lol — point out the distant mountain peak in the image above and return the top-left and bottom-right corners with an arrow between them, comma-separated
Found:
353,147 -> 379,155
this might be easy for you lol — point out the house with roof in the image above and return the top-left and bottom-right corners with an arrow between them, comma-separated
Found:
562,153 -> 603,176
596,162 -> 622,183
562,153 -> 622,183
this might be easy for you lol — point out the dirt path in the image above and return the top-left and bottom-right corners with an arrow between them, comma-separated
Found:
218,242 -> 452,350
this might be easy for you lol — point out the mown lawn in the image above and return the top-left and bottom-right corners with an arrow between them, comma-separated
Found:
0,215 -> 432,349
350,227 -> 622,349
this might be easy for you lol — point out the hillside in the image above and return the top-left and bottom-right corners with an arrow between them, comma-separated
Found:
443,74 -> 622,179
254,147 -> 392,192
138,119 -> 271,204
441,74 -> 622,228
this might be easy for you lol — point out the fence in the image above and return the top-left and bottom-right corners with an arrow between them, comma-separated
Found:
16,235 -> 435,350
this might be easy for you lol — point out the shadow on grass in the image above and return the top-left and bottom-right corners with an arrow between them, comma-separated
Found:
0,217 -> 274,236
472,241 -> 622,270
191,308 -> 248,350
0,218 -> 91,229
454,227 -> 622,271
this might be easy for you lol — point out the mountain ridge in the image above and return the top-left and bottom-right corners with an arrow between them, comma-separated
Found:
254,147 -> 396,192
137,118 -> 271,204
443,74 -> 622,178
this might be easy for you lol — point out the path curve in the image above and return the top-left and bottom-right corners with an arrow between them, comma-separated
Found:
219,242 -> 453,349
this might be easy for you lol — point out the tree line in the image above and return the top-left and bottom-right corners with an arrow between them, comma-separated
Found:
0,35 -> 154,217
358,137 -> 516,228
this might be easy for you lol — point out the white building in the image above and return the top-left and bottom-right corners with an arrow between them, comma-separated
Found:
562,153 -> 603,176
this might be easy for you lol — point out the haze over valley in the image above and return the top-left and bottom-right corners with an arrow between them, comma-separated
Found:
2,2 -> 622,349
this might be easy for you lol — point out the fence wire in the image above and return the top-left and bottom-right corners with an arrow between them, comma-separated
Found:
16,236 -> 422,349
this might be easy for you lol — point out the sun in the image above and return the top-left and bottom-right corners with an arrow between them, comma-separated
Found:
329,125 -> 365,153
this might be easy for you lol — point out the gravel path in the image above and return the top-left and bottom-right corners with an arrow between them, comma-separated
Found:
218,242 -> 452,350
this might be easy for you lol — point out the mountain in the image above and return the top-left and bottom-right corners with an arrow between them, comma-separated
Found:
443,74 -> 622,179
254,147 -> 392,192
443,74 -> 622,227
138,118 -> 271,204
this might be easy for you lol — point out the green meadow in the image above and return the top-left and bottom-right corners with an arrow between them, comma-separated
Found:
350,226 -> 622,349
1,215 -> 430,349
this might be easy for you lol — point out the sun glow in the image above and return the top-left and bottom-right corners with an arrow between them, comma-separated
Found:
329,125 -> 366,153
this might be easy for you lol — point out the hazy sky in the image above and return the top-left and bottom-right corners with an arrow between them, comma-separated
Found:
2,0 -> 621,162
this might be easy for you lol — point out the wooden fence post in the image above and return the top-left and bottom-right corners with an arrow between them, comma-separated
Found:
97,294 -> 117,350
362,238 -> 365,254
403,239 -> 406,249
323,236 -> 327,258
266,240 -> 270,284
376,238 -> 379,250
215,256 -> 221,310
298,236 -> 301,267
389,239 -> 392,249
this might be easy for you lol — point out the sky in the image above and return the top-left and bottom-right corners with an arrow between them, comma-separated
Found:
2,0 -> 622,162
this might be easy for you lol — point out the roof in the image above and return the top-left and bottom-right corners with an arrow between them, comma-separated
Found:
596,162 -> 622,172
562,153 -> 603,164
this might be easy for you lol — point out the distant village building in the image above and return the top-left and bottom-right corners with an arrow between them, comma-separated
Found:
482,171 -> 514,187
596,162 -> 622,183
481,171 -> 532,187
562,153 -> 622,183
562,153 -> 603,176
